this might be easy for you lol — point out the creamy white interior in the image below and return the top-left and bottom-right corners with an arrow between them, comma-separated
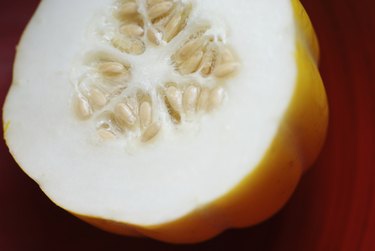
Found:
4,0 -> 296,226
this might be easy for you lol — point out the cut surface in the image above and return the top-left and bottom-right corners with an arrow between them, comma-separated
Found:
73,0 -> 241,143
4,0 -> 297,226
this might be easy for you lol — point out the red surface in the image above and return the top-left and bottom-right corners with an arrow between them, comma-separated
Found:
1,0 -> 374,250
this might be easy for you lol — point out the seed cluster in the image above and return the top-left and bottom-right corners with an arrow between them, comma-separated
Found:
163,84 -> 225,123
74,0 -> 239,143
173,34 -> 239,78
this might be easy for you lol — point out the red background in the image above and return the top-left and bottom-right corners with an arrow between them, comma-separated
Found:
1,0 -> 374,250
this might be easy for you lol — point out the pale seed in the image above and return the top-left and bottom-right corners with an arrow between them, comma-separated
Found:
112,37 -> 146,55
76,96 -> 92,119
221,47 -> 235,63
163,12 -> 182,42
175,38 -> 207,63
119,2 -> 138,17
147,28 -> 162,45
148,0 -> 166,7
125,97 -> 139,115
214,63 -> 238,78
115,103 -> 137,126
208,87 -> 225,110
197,87 -> 210,112
200,49 -> 216,77
183,85 -> 199,113
141,122 -> 161,142
165,86 -> 182,112
131,39 -> 145,55
139,101 -> 152,128
179,50 -> 204,74
98,62 -> 127,77
88,88 -> 107,108
148,2 -> 173,20
97,129 -> 116,140
120,24 -> 144,37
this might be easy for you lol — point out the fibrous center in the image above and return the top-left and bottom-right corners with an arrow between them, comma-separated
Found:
73,0 -> 240,143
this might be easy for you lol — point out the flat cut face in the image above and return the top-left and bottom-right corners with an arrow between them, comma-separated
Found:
4,0 -> 296,226
73,0 -> 241,144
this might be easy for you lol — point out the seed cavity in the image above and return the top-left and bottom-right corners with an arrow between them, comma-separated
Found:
73,0 -> 240,144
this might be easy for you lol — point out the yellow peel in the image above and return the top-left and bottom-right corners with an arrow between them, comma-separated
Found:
3,121 -> 10,135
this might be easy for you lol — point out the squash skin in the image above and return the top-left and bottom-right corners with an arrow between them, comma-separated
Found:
74,0 -> 328,244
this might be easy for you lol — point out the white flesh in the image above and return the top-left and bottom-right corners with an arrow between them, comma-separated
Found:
3,0 -> 296,226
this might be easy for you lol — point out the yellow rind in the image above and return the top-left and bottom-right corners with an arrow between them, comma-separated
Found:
76,0 -> 328,244
3,121 -> 10,136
